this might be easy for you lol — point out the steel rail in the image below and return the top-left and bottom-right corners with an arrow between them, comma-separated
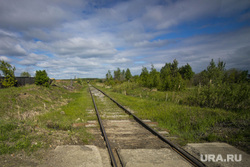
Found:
88,85 -> 118,167
91,84 -> 206,167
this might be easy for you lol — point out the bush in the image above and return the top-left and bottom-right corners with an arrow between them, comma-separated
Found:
0,60 -> 17,88
1,74 -> 17,88
35,70 -> 50,87
186,83 -> 250,111
77,78 -> 84,85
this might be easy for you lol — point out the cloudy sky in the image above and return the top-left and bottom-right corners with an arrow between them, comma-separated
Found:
0,0 -> 250,79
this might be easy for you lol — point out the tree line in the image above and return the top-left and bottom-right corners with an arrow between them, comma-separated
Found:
106,59 -> 248,89
106,59 -> 195,91
0,60 -> 50,88
105,59 -> 249,111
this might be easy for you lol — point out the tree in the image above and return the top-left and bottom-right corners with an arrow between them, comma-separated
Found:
125,68 -> 132,81
205,59 -> 225,85
160,63 -> 171,79
20,71 -> 31,77
148,64 -> 160,88
106,70 -> 113,80
160,62 -> 172,90
0,60 -> 17,88
0,60 -> 16,77
224,68 -> 248,83
105,70 -> 114,86
114,68 -> 121,81
35,70 -> 50,87
139,66 -> 149,86
179,63 -> 195,80
159,59 -> 185,91
170,59 -> 179,77
187,60 -> 250,111
192,70 -> 209,86
121,69 -> 125,81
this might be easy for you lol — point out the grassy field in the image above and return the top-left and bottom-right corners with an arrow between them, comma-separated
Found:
0,81 -> 94,156
95,82 -> 250,153
1,80 -> 249,157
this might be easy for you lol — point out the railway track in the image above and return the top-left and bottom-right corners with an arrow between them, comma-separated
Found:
88,84 -> 206,167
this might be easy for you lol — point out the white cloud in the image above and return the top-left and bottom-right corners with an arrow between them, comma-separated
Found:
142,0 -> 250,30
0,29 -> 18,38
0,0 -> 86,30
0,0 -> 249,78
141,26 -> 250,73
50,37 -> 117,58
0,56 -> 12,62
0,38 -> 27,56
19,53 -> 48,65
134,39 -> 169,48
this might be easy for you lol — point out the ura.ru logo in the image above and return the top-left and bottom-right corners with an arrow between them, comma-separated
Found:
200,154 -> 242,162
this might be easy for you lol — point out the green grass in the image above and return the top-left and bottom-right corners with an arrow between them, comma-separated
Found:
0,84 -> 69,119
110,81 -> 192,103
0,84 -> 68,155
0,82 -> 94,155
38,84 -> 94,130
0,120 -> 45,155
100,89 -> 231,138
37,84 -> 94,145
96,83 -> 250,153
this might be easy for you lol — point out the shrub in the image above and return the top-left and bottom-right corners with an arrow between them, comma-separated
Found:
0,60 -> 17,88
35,70 -> 50,87
186,83 -> 250,111
1,74 -> 17,88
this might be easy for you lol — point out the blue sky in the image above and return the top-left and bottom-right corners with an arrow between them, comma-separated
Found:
0,0 -> 249,79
